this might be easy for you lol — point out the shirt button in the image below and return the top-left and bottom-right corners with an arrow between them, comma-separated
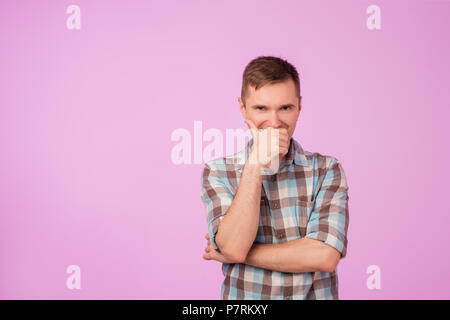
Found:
273,203 -> 279,209
276,230 -> 284,239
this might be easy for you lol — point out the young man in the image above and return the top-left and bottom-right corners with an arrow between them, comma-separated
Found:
200,56 -> 349,299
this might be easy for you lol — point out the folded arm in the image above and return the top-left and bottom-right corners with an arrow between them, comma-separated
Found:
243,158 -> 349,273
244,237 -> 341,273
202,157 -> 349,273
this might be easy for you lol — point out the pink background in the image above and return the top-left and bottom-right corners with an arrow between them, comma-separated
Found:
1,0 -> 449,299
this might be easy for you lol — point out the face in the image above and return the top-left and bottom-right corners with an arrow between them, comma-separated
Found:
239,78 -> 302,141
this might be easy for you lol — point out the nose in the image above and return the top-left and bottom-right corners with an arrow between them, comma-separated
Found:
267,111 -> 282,128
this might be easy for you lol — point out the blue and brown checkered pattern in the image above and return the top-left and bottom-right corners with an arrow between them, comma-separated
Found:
201,137 -> 349,299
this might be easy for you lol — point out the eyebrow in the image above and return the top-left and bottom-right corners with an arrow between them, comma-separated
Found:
249,104 -> 296,109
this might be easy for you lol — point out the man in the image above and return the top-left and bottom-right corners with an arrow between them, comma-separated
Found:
200,56 -> 349,299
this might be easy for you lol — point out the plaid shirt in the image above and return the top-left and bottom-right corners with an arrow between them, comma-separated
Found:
200,137 -> 349,299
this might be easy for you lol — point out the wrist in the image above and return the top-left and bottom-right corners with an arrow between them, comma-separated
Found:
244,156 -> 263,177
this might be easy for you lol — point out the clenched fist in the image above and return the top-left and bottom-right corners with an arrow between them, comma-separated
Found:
244,118 -> 290,173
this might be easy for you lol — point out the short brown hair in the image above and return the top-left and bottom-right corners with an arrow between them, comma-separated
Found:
241,56 -> 301,106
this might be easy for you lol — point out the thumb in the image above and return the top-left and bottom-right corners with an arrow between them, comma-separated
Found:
244,118 -> 258,131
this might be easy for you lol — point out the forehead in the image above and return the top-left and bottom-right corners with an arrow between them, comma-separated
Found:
246,79 -> 297,105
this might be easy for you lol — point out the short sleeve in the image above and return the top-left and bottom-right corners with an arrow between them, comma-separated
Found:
305,158 -> 350,258
200,162 -> 235,253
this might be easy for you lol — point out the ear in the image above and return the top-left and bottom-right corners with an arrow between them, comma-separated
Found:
298,96 -> 302,112
238,97 -> 246,118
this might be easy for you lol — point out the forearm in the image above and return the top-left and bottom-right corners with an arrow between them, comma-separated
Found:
244,237 -> 331,273
215,159 -> 262,262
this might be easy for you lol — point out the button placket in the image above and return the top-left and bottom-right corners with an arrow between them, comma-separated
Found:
270,199 -> 284,241
275,229 -> 284,240
257,198 -> 269,243
296,199 -> 313,238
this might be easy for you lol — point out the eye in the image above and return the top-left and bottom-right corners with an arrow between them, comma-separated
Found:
282,106 -> 292,110
256,106 -> 265,110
